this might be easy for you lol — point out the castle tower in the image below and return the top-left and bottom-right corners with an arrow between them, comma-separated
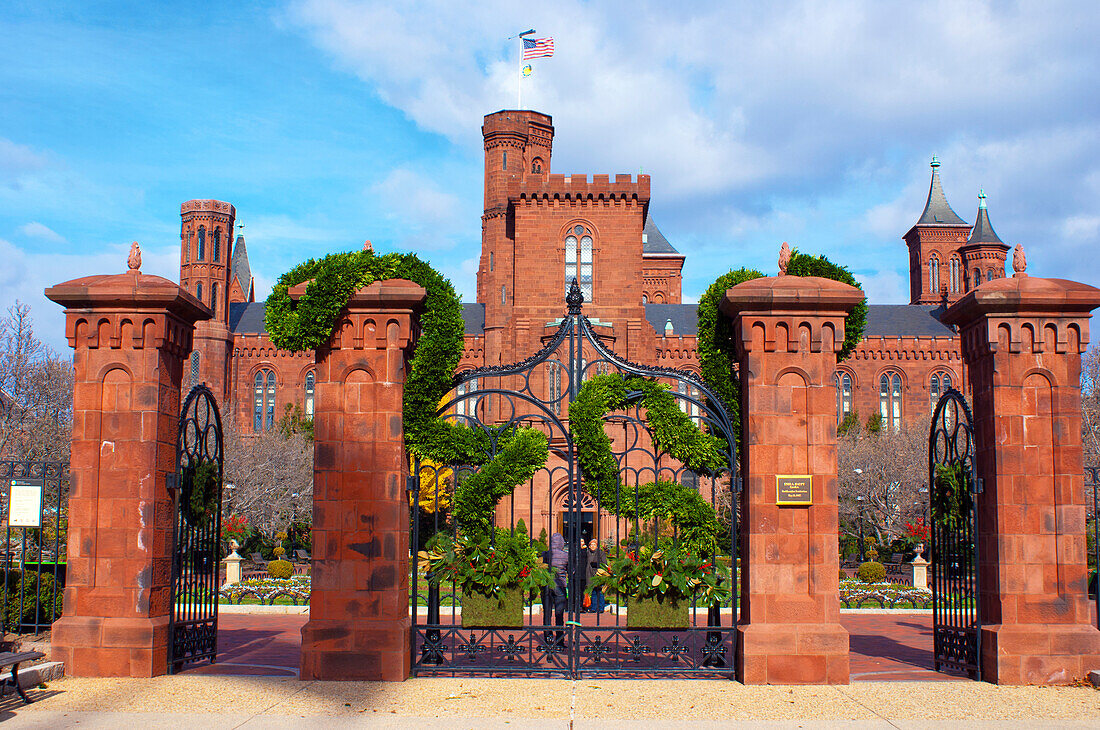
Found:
904,158 -> 971,305
180,199 -> 236,321
960,190 -> 1009,289
179,199 -> 236,399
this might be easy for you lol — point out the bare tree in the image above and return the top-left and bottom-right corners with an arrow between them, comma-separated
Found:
222,410 -> 313,539
0,301 -> 73,461
837,416 -> 930,547
1084,343 -> 1099,469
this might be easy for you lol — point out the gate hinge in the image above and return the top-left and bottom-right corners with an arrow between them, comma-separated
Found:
734,477 -> 743,494
972,477 -> 983,495
406,474 -> 419,494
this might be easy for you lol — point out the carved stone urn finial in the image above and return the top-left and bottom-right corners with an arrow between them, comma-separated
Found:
1013,244 -> 1027,277
363,240 -> 373,253
127,241 -> 142,272
778,241 -> 791,276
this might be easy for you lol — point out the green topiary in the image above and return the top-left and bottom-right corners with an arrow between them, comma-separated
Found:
857,561 -> 886,583
267,559 -> 293,580
273,546 -> 286,558
865,413 -> 883,433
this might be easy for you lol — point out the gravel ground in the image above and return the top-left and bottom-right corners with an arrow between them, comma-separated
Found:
2,675 -> 1099,727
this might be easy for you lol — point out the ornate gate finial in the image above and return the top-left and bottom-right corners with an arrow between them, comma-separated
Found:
778,241 -> 791,276
566,277 -> 584,313
127,241 -> 142,272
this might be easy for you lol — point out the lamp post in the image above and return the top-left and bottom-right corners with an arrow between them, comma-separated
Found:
854,469 -> 866,562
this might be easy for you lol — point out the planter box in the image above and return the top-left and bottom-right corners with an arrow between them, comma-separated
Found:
461,588 -> 524,628
627,596 -> 689,629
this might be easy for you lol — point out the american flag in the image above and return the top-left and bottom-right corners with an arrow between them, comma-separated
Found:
523,37 -> 554,60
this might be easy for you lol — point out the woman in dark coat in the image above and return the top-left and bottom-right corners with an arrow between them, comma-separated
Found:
542,533 -> 568,645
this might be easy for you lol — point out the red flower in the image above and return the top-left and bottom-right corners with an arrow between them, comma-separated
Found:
519,566 -> 530,578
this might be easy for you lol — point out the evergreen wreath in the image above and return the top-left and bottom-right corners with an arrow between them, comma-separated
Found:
570,373 -> 727,554
265,249 -> 547,536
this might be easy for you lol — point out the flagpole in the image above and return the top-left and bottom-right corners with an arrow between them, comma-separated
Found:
517,36 -> 523,109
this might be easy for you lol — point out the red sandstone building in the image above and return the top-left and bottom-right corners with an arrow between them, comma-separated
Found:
181,110 -> 1016,515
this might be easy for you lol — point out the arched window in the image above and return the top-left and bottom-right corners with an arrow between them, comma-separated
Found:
304,371 -> 315,419
987,269 -> 994,282
972,268 -> 980,290
950,257 -> 960,293
213,228 -> 221,262
489,252 -> 494,271
564,224 -> 594,300
547,361 -> 562,415
677,380 -> 702,427
253,368 -> 276,432
197,226 -> 205,260
211,282 -> 218,317
184,232 -> 190,263
880,372 -> 902,431
455,377 -> 478,417
642,294 -> 648,304
196,281 -> 203,303
835,371 -> 852,424
930,371 -> 952,413
501,284 -> 506,305
928,255 -> 940,293
531,157 -> 543,174
502,151 -> 507,171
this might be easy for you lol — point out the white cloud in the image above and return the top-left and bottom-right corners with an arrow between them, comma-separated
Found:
18,221 -> 65,243
370,169 -> 460,229
1063,215 -> 1100,240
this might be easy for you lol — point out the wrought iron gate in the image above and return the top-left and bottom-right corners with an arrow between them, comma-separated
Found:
167,384 -> 225,673
410,282 -> 739,678
1088,466 -> 1099,631
929,388 -> 981,679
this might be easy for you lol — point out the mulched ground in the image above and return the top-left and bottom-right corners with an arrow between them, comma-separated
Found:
183,611 -> 970,681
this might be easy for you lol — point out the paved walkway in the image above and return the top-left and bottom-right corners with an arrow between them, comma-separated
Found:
181,612 -> 960,681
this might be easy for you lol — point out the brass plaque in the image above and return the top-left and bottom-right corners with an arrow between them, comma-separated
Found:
776,475 -> 812,505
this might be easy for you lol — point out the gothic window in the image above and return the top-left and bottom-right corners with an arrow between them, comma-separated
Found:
196,281 -> 203,303
197,226 -> 205,260
548,361 -> 562,415
642,294 -> 648,304
211,282 -> 218,316
501,284 -> 506,305
950,257 -> 960,292
930,371 -> 952,413
677,380 -> 702,427
531,157 -> 543,173
502,151 -> 507,170
880,372 -> 902,432
835,371 -> 852,424
928,255 -> 940,293
987,269 -> 994,282
455,377 -> 478,417
213,228 -> 221,262
185,232 -> 191,263
972,268 -> 980,290
304,371 -> 315,419
190,351 -> 200,386
564,224 -> 594,301
489,252 -> 494,271
254,368 -> 276,432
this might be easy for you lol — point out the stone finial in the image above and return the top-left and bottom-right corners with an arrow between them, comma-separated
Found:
778,241 -> 791,276
1013,243 -> 1027,278
363,240 -> 373,253
127,241 -> 142,272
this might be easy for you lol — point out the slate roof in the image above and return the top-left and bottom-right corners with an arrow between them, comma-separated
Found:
228,301 -> 267,334
642,217 -> 680,255
864,304 -> 955,337
644,303 -> 698,335
231,235 -> 253,297
916,159 -> 968,226
967,197 -> 1005,245
463,303 -> 485,335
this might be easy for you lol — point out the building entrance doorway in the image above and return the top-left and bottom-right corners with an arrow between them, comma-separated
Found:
560,510 -> 594,545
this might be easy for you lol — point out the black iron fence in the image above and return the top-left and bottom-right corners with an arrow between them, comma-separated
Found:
1088,465 -> 1099,631
0,460 -> 69,634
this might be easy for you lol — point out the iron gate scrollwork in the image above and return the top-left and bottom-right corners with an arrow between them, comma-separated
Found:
929,388 -> 981,680
410,281 -> 740,678
168,384 -> 224,673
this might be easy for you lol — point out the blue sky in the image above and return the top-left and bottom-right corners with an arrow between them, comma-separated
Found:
3,1 -> 1099,352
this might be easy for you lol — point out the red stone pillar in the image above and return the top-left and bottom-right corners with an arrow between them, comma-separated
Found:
722,275 -> 863,684
45,268 -> 209,677
299,279 -> 426,681
942,274 -> 1100,684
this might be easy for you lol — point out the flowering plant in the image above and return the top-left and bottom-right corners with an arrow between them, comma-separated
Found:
222,513 -> 251,545
418,529 -> 551,604
590,544 -> 731,603
904,517 -> 930,543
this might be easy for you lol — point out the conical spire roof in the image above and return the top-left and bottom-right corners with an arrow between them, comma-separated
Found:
967,190 -> 1004,244
231,234 -> 253,297
916,156 -> 967,226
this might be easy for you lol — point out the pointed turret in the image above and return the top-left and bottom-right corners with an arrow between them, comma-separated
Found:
967,190 -> 1003,244
229,234 -> 254,303
916,156 -> 968,226
904,157 -> 973,305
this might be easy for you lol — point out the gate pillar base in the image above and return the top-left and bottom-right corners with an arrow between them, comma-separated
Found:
52,615 -> 169,678
980,623 -> 1100,685
737,623 -> 849,684
300,617 -> 411,682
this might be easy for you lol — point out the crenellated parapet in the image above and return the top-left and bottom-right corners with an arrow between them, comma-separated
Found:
509,173 -> 650,204
289,279 -> 426,354
851,336 -> 960,363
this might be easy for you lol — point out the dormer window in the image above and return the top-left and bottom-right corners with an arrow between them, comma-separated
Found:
664,319 -> 673,336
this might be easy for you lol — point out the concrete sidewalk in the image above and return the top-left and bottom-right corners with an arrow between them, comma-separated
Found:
2,675 -> 1098,728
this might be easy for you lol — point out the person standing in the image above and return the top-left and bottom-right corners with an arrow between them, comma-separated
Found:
585,538 -> 607,613
542,533 -> 568,645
